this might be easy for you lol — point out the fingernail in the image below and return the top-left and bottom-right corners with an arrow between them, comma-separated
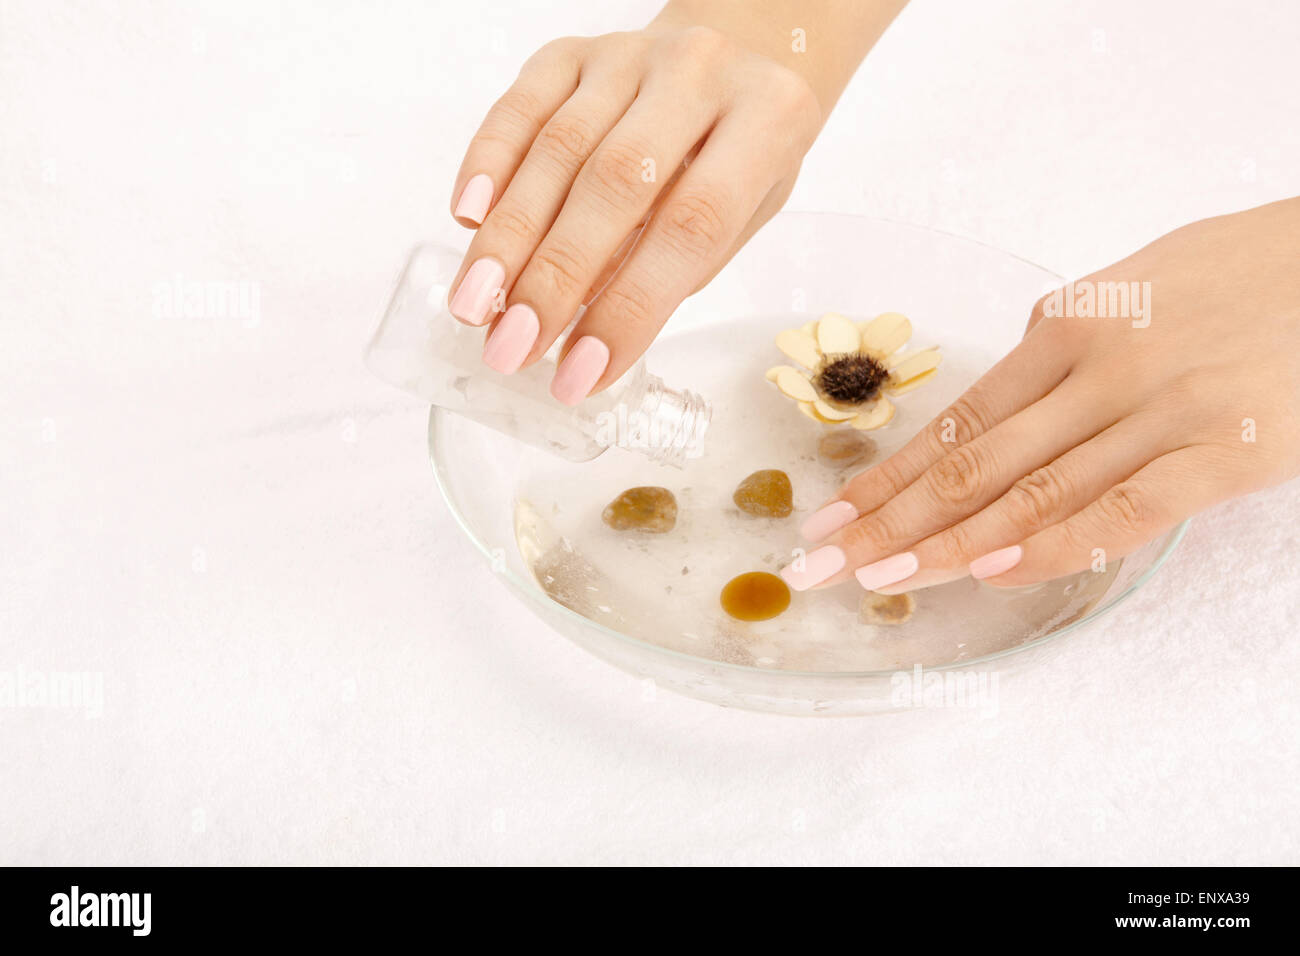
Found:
872,567 -> 968,594
970,545 -> 1023,580
550,336 -> 609,406
800,500 -> 858,542
779,545 -> 846,592
449,258 -> 505,326
482,303 -> 539,374
854,552 -> 919,592
454,173 -> 493,225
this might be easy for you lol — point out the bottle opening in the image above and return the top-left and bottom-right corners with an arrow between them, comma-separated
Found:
590,379 -> 711,468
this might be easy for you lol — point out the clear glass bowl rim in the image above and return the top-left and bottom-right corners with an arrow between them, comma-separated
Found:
426,213 -> 1189,680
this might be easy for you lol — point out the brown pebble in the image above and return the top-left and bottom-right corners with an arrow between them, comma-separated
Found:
818,430 -> 877,468
720,572 -> 792,622
733,469 -> 793,518
602,486 -> 677,533
859,591 -> 915,625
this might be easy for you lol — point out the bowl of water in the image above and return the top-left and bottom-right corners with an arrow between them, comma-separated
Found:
428,213 -> 1186,715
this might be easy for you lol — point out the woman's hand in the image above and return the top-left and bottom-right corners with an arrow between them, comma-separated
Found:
447,1 -> 907,404
782,198 -> 1300,593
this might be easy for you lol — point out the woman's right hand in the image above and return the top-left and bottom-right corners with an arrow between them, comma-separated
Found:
446,22 -> 826,403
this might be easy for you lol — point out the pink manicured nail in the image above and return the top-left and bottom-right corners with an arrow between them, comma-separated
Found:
854,552 -> 919,592
449,258 -> 505,326
800,500 -> 858,542
970,545 -> 1023,580
872,566 -> 968,594
454,173 -> 493,225
550,336 -> 609,406
779,545 -> 847,592
482,303 -> 539,374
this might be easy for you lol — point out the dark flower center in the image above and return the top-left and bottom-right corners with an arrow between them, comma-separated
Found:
814,353 -> 889,405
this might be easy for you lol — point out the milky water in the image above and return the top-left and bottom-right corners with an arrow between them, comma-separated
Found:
513,318 -> 1119,673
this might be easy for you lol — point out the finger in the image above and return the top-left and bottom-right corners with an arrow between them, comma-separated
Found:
695,176 -> 795,291
505,90 -> 715,368
581,221 -> 646,307
972,444 -> 1232,587
548,109 -> 779,405
872,409 -> 1179,592
450,39 -> 583,227
579,157 -> 693,306
782,376 -> 1119,591
811,317 -> 1076,536
449,72 -> 638,326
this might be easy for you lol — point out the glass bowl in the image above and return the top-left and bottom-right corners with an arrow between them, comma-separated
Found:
427,213 -> 1186,715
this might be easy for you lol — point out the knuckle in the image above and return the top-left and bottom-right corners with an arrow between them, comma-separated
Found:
585,140 -> 652,206
658,186 -> 731,260
487,87 -> 546,137
928,445 -> 989,505
1052,516 -> 1095,559
485,203 -> 539,245
594,31 -> 649,68
1026,288 -> 1082,341
472,124 -> 525,154
597,277 -> 658,331
1096,483 -> 1154,536
931,396 -> 993,448
857,459 -> 909,502
1007,466 -> 1071,527
933,521 -> 979,567
521,37 -> 585,77
840,514 -> 898,557
535,114 -> 599,170
533,36 -> 582,63
528,240 -> 590,302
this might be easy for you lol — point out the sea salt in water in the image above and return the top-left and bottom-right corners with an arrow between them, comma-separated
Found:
513,316 -> 1120,673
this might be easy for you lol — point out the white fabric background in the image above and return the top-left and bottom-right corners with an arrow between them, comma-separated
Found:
2,0 -> 1297,865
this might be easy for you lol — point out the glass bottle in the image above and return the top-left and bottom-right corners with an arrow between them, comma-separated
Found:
365,242 -> 710,466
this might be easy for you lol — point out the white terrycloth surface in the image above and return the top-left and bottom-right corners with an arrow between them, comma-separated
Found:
2,0 -> 1297,865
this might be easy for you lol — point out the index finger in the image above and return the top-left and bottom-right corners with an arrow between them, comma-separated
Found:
781,376 -> 1114,592
802,320 -> 1076,542
450,39 -> 583,226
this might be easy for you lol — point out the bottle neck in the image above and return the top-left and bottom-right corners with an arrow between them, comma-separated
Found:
594,372 -> 711,467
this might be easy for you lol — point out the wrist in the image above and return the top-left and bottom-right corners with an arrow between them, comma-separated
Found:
650,0 -> 906,115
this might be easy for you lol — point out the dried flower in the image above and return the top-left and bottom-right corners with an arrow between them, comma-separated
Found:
765,312 -> 941,430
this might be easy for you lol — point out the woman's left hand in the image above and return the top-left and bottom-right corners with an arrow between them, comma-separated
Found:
782,198 -> 1300,593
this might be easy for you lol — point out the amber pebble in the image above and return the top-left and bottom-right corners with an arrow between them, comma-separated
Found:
733,469 -> 793,518
601,486 -> 677,533
859,591 -> 915,625
720,572 -> 791,622
818,430 -> 877,467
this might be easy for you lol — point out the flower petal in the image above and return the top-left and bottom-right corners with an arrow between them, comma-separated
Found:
849,397 -> 895,430
859,312 -> 912,357
816,312 -> 859,356
887,346 -> 942,382
774,329 -> 821,370
797,400 -> 828,423
774,366 -> 818,402
813,399 -> 859,422
884,367 -> 938,396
